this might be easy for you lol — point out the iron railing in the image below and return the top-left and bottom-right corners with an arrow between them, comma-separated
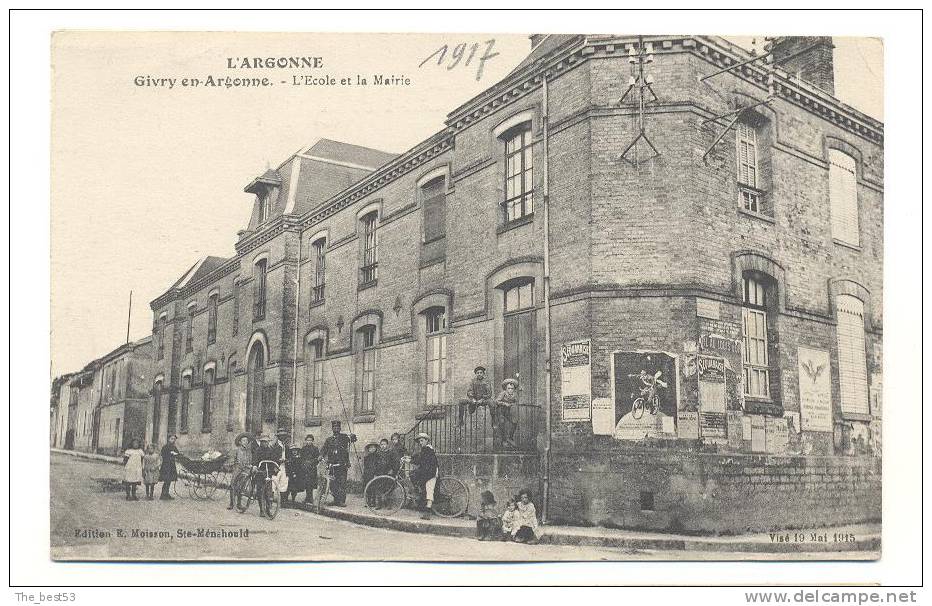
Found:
403,403 -> 541,454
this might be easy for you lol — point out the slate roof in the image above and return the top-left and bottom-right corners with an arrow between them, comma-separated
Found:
506,34 -> 583,77
161,255 -> 229,297
304,138 -> 397,170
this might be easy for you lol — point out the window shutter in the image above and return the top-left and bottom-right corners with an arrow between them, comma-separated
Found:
829,150 -> 860,246
423,194 -> 446,241
836,295 -> 869,416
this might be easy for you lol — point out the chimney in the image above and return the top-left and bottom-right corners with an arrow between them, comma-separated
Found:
529,34 -> 546,49
767,36 -> 835,95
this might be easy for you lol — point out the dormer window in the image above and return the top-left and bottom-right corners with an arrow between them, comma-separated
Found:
244,169 -> 282,226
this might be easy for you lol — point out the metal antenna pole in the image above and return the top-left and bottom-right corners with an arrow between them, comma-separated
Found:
125,290 -> 132,344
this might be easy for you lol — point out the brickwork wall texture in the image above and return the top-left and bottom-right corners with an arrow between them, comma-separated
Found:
61,36 -> 883,531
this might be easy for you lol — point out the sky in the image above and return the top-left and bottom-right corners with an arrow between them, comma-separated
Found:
50,33 -> 883,377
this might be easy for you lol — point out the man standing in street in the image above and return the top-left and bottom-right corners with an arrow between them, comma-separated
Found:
158,434 -> 180,500
320,420 -> 356,507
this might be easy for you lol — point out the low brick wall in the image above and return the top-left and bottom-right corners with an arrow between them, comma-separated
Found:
548,447 -> 881,534
437,453 -> 541,517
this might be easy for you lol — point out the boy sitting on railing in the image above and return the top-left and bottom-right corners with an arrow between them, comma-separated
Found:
458,365 -> 494,425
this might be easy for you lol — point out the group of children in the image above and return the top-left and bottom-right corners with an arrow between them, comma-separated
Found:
360,433 -> 409,489
120,439 -> 164,500
476,488 -> 540,544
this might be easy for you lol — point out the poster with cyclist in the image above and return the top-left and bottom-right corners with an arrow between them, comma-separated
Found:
610,351 -> 679,441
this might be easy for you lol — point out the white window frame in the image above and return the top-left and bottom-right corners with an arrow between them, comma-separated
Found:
836,295 -> 869,416
424,309 -> 448,408
829,149 -> 860,247
742,275 -> 771,399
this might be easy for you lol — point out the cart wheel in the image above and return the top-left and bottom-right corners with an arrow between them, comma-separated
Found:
172,477 -> 185,498
191,474 -> 210,500
265,480 -> 280,520
315,476 -> 330,514
364,476 -> 405,516
432,477 -> 470,518
204,472 -> 220,499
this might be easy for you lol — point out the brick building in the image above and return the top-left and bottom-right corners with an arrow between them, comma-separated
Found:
147,35 -> 882,532
52,337 -> 154,455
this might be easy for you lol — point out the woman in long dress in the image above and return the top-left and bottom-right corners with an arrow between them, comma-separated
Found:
122,438 -> 144,501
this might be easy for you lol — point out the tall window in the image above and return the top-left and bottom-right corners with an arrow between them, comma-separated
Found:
829,149 -> 860,246
246,342 -> 265,433
312,238 -> 326,304
360,213 -> 378,285
227,359 -> 237,430
503,125 -> 534,222
425,308 -> 448,408
151,381 -> 162,444
422,177 -> 447,243
232,280 -> 240,336
253,258 -> 267,320
156,315 -> 165,359
503,280 -> 536,405
306,339 -> 324,422
207,293 -> 218,345
742,274 -> 770,399
259,191 -> 272,223
736,121 -> 762,213
186,305 -> 195,352
836,295 -> 869,415
202,368 -> 214,432
180,375 -> 191,433
357,325 -> 377,413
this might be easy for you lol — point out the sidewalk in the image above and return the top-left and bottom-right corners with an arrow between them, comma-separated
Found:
295,494 -> 880,555
53,448 -> 880,555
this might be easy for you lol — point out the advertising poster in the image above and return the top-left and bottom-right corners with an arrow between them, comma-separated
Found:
611,351 -> 678,440
698,355 -> 727,439
560,339 -> 592,421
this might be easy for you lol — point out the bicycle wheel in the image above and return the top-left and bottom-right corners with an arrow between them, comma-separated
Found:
204,472 -> 220,499
264,480 -> 281,520
432,477 -> 470,518
631,398 -> 645,420
315,476 -> 330,513
364,476 -> 405,516
234,476 -> 252,513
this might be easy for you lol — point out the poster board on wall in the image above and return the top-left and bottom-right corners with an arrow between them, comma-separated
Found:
560,339 -> 592,421
797,346 -> 832,433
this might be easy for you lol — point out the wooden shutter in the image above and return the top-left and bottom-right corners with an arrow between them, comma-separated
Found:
836,295 -> 869,416
422,178 -> 446,242
829,150 -> 860,246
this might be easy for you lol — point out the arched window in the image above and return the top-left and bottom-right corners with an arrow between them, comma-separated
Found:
312,238 -> 327,304
829,149 -> 860,246
207,293 -> 219,345
422,176 -> 447,243
156,313 -> 167,360
742,272 -> 774,399
306,339 -> 325,422
356,325 -> 378,414
185,303 -> 196,352
253,258 -> 268,321
180,372 -> 192,434
202,368 -> 215,432
227,357 -> 238,431
246,341 -> 265,433
424,308 -> 448,408
151,380 -> 162,444
359,212 -> 379,286
501,124 -> 534,223
836,295 -> 869,416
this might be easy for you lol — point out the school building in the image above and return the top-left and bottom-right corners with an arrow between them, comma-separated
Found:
50,34 -> 882,533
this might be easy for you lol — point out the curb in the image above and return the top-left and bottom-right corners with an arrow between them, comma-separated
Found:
52,448 -> 880,554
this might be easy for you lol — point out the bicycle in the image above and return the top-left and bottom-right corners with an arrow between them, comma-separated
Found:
315,462 -> 340,514
629,370 -> 668,420
233,460 -> 282,520
363,458 -> 469,518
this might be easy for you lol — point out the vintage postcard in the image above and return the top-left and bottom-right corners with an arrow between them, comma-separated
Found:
49,31 -> 883,562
